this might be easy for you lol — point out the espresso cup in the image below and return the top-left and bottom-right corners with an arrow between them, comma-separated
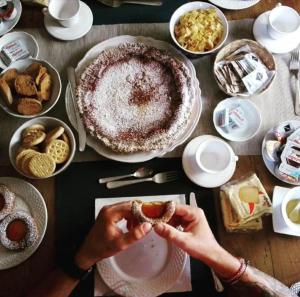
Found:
268,4 -> 300,40
195,138 -> 238,174
43,0 -> 80,28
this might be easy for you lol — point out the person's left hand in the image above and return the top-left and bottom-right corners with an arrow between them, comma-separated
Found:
75,201 -> 152,270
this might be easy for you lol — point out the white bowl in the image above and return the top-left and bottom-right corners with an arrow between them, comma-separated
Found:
9,117 -> 76,179
0,58 -> 62,119
213,97 -> 262,142
0,31 -> 39,69
281,187 -> 300,233
169,1 -> 228,56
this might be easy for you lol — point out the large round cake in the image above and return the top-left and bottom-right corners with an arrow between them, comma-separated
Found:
76,43 -> 193,153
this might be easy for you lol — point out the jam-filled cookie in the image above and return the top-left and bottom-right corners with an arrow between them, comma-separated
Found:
0,211 -> 38,251
0,184 -> 15,221
131,200 -> 175,225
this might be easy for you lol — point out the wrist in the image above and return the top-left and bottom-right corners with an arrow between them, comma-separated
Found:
74,250 -> 96,271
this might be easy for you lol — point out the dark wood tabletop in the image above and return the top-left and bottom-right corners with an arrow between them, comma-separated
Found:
1,1 -> 300,297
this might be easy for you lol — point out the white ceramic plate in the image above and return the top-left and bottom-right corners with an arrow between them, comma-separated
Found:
208,0 -> 260,10
0,58 -> 62,118
9,116 -> 76,179
65,35 -> 202,163
169,1 -> 228,56
0,177 -> 47,270
213,98 -> 262,142
0,31 -> 39,69
262,120 -> 300,186
182,135 -> 237,188
96,195 -> 187,297
44,1 -> 93,41
0,0 -> 22,37
253,11 -> 300,54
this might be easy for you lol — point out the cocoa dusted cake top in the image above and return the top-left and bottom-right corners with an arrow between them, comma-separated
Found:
76,43 -> 193,153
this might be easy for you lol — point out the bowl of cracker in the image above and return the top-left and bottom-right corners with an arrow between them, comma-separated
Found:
169,1 -> 228,56
9,117 -> 76,179
0,58 -> 61,118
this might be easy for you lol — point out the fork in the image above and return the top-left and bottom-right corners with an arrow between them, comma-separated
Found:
289,48 -> 300,116
106,171 -> 179,189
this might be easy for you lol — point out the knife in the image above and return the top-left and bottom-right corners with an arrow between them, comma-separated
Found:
189,192 -> 224,293
67,67 -> 86,152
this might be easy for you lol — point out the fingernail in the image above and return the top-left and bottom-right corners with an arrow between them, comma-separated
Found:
142,222 -> 152,233
154,223 -> 163,232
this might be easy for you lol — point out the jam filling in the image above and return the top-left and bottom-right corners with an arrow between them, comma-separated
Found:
142,203 -> 167,219
0,194 -> 4,211
6,219 -> 27,242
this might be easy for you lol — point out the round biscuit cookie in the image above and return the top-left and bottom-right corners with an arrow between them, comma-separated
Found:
45,139 -> 70,164
17,146 -> 39,154
45,127 -> 65,144
22,130 -> 46,147
60,133 -> 69,144
16,149 -> 37,169
29,153 -> 56,178
22,124 -> 46,138
21,151 -> 39,176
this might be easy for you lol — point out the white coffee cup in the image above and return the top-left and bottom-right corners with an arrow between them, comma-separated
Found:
195,138 -> 238,174
268,4 -> 300,40
43,0 -> 80,28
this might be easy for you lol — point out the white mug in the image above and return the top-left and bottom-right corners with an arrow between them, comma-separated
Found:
195,138 -> 238,174
43,0 -> 80,28
268,3 -> 300,40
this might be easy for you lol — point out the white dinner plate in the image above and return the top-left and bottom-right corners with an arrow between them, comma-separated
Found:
208,0 -> 260,10
0,0 -> 22,37
65,35 -> 202,163
0,31 -> 39,69
96,194 -> 187,297
44,1 -> 93,41
0,177 -> 47,270
182,135 -> 237,188
262,120 -> 300,186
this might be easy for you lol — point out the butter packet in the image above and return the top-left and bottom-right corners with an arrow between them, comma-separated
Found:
221,173 -> 272,223
220,191 -> 263,233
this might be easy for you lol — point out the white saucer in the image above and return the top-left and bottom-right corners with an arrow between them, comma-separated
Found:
213,98 -> 262,142
209,0 -> 260,10
44,1 -> 93,41
0,31 -> 39,69
272,186 -> 300,237
182,135 -> 237,188
253,11 -> 300,54
0,0 -> 22,37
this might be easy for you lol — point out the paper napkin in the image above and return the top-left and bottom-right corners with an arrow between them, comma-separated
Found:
94,194 -> 192,296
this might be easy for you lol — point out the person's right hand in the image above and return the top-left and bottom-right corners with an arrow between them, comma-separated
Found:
154,204 -> 240,278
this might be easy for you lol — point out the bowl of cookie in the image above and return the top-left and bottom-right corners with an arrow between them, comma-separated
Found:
0,58 -> 61,118
9,117 -> 76,179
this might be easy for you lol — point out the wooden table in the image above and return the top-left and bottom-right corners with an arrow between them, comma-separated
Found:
1,1 -> 300,297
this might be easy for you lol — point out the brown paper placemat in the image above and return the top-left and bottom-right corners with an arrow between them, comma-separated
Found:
0,20 -> 296,165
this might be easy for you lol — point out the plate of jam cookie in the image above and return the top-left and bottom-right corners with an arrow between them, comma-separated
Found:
0,177 -> 47,270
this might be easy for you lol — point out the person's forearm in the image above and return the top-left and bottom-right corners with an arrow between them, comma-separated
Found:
239,265 -> 296,297
25,268 -> 79,297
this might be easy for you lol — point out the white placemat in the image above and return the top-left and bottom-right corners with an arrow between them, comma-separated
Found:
0,19 -> 297,165
94,195 -> 192,296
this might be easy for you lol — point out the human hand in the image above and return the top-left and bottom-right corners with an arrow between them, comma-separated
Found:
154,204 -> 240,278
75,201 -> 152,270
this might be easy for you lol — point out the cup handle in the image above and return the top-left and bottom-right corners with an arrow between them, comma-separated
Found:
232,155 -> 239,162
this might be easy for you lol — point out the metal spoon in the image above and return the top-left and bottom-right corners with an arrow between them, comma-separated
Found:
98,0 -> 163,8
99,167 -> 153,184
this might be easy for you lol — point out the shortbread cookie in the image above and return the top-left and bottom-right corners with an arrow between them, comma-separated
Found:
1,68 -> 18,88
45,126 -> 64,144
0,184 -> 15,221
29,153 -> 56,178
14,75 -> 37,96
15,149 -> 37,169
17,146 -> 38,154
60,133 -> 69,144
45,139 -> 70,164
22,130 -> 46,147
22,124 -> 46,137
17,98 -> 42,115
131,200 -> 175,225
0,79 -> 13,105
21,151 -> 39,176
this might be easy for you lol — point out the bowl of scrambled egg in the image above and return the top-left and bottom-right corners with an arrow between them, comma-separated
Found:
170,1 -> 229,56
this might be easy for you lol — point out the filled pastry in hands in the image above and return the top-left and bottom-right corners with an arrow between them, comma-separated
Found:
131,200 -> 176,225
